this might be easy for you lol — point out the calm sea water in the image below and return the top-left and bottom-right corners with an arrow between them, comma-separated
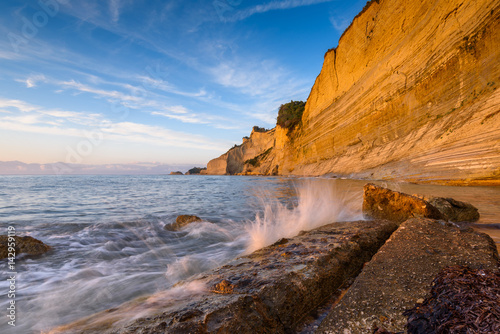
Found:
0,175 -> 498,333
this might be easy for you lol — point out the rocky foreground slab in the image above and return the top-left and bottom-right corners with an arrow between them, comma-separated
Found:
317,218 -> 499,333
50,220 -> 398,333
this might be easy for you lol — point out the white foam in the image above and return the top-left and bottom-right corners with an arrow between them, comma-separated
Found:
245,179 -> 362,253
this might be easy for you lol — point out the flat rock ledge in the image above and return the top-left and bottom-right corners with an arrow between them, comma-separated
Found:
50,220 -> 398,334
317,218 -> 499,334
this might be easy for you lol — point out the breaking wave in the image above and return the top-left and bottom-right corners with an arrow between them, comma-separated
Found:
245,178 -> 363,252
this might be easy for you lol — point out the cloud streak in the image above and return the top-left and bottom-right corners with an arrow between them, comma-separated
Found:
15,74 -> 237,128
232,0 -> 335,21
0,97 -> 229,151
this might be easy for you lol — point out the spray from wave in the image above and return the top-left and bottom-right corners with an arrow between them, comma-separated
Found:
245,179 -> 363,253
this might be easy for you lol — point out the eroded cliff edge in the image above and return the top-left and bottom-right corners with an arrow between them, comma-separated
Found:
205,0 -> 500,184
202,126 -> 276,175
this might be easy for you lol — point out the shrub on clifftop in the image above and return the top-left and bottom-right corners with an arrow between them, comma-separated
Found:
277,100 -> 305,130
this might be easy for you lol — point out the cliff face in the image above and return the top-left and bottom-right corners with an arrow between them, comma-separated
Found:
204,127 -> 275,175
206,0 -> 500,183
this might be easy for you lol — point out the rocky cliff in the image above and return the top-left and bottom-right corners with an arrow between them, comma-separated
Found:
203,126 -> 276,175
206,0 -> 500,184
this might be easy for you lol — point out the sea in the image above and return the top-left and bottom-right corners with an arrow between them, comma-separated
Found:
0,175 -> 499,333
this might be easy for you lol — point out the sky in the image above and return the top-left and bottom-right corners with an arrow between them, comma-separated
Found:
0,0 -> 367,169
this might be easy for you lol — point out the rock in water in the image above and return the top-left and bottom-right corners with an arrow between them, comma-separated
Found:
428,197 -> 480,222
0,235 -> 51,259
185,167 -> 207,175
164,215 -> 203,231
362,183 -> 443,222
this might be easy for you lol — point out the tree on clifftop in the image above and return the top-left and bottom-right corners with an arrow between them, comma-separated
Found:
277,100 -> 305,130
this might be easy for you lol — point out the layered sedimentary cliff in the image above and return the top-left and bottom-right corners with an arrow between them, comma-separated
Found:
206,0 -> 500,184
204,126 -> 276,175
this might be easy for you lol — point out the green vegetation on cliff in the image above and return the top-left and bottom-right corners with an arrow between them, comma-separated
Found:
277,100 -> 305,130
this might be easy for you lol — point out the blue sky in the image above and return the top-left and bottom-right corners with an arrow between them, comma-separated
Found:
0,0 -> 366,167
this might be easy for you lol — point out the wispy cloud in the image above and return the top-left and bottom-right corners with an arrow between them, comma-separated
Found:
0,97 -> 103,126
59,79 -> 143,103
329,13 -> 351,33
208,58 -> 310,124
16,74 -> 47,88
0,50 -> 19,60
40,75 -> 242,128
0,97 -> 229,151
151,108 -> 209,125
210,59 -> 290,96
0,98 -> 39,113
1,0 -> 320,140
232,0 -> 335,21
138,75 -> 207,98
109,0 -> 122,22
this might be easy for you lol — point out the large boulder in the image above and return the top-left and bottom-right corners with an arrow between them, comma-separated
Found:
362,183 -> 443,222
0,235 -> 51,259
164,215 -> 203,231
428,197 -> 480,222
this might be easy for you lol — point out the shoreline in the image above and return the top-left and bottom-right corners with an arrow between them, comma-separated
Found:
201,173 -> 500,187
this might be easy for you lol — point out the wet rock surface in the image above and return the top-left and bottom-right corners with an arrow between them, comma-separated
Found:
428,197 -> 480,222
50,220 -> 398,333
363,183 -> 443,222
164,215 -> 203,231
0,235 -> 51,259
317,218 -> 500,334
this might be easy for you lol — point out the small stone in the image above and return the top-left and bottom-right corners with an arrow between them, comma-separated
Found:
211,279 -> 235,294
165,215 -> 203,231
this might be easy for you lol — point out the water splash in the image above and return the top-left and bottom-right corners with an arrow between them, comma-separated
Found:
245,179 -> 363,253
